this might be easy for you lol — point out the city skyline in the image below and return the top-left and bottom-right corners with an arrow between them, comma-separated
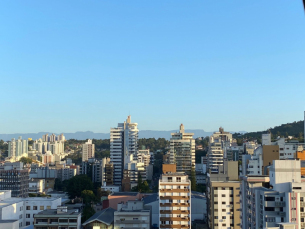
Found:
1,1 -> 305,134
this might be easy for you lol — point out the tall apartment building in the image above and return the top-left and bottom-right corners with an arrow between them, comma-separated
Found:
169,124 -> 195,175
207,127 -> 232,172
206,161 -> 240,229
0,162 -> 29,197
82,139 -> 95,162
110,115 -> 139,186
8,136 -> 28,158
81,158 -> 110,183
159,164 -> 191,229
241,159 -> 305,229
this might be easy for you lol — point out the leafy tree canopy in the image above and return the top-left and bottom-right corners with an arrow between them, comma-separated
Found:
67,175 -> 94,199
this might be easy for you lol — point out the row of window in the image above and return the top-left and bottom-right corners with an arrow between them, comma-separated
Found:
25,206 -> 51,211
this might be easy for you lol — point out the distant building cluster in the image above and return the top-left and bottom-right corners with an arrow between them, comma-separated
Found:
2,113 -> 305,229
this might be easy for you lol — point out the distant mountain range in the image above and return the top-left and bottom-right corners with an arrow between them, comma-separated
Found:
0,130 -> 247,141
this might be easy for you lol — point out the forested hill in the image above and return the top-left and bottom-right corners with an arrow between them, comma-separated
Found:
233,120 -> 304,142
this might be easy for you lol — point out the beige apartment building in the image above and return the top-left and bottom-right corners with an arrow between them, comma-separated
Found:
159,164 -> 191,229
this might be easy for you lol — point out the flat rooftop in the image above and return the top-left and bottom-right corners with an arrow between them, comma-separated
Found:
35,209 -> 80,216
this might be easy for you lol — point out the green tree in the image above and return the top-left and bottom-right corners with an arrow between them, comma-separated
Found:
81,190 -> 96,205
191,168 -> 196,191
82,205 -> 95,223
67,175 -> 94,199
19,157 -> 33,164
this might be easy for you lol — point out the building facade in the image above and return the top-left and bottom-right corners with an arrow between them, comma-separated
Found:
82,139 -> 95,162
169,124 -> 195,175
110,115 -> 139,186
159,164 -> 191,229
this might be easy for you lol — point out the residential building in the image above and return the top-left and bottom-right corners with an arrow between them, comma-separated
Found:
82,139 -> 95,162
8,137 -> 28,158
0,190 -> 61,228
105,163 -> 114,185
243,143 -> 279,176
110,115 -> 139,186
81,157 -> 110,183
296,150 -> 305,176
34,206 -> 81,229
143,192 -> 206,227
226,145 -> 243,161
206,161 -> 240,229
240,159 -> 305,229
82,208 -> 116,229
0,162 -> 29,197
207,127 -> 232,172
29,179 -> 45,194
159,164 -> 191,229
169,124 -> 195,175
114,200 -> 151,229
42,151 -> 55,164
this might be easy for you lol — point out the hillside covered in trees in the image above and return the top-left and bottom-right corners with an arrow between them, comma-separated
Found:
233,120 -> 304,143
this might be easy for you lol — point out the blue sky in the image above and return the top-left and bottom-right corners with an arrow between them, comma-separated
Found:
0,0 -> 305,134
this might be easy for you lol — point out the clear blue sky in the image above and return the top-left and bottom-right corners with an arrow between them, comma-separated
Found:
0,0 -> 305,134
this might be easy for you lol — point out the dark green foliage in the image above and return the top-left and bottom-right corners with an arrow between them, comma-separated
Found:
19,157 -> 33,164
191,168 -> 196,191
196,184 -> 206,193
67,175 -> 94,199
138,138 -> 169,152
92,139 -> 110,150
195,150 -> 207,163
95,150 -> 110,159
195,137 -> 209,149
82,205 -> 95,223
81,190 -> 96,205
131,180 -> 151,193
233,120 -> 304,143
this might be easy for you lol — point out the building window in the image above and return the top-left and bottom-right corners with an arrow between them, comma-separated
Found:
222,202 -> 226,205
26,214 -> 30,218
40,206 -> 44,210
222,209 -> 226,212
46,206 -> 51,209
26,222 -> 30,226
222,194 -> 225,197
176,177 -> 181,182
26,206 -> 31,210
33,206 -> 37,210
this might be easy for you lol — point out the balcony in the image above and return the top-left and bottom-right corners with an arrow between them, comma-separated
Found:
160,224 -> 190,228
160,210 -> 190,214
160,217 -> 190,221
275,201 -> 285,207
160,196 -> 189,200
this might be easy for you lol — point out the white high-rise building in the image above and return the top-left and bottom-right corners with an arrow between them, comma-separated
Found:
82,139 -> 95,162
8,137 -> 28,158
169,124 -> 195,174
207,127 -> 232,172
110,115 -> 139,186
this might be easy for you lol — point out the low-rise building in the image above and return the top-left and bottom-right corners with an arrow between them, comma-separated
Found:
34,206 -> 81,229
114,200 -> 151,229
83,208 -> 116,229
